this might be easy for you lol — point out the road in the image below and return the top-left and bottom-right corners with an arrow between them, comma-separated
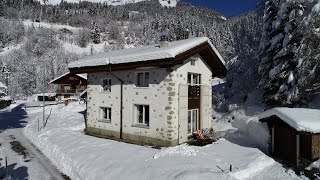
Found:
0,103 -> 69,180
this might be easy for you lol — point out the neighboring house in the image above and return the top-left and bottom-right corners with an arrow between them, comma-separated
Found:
49,72 -> 87,101
259,108 -> 320,167
0,82 -> 7,94
68,37 -> 227,147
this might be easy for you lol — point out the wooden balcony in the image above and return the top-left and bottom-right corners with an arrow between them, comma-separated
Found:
188,85 -> 201,99
56,88 -> 86,94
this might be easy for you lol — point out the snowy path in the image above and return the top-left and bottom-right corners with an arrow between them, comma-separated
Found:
0,104 -> 68,179
23,102 -> 304,180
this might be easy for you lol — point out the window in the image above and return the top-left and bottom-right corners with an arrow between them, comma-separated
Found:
188,109 -> 198,134
100,107 -> 111,121
102,79 -> 111,92
191,59 -> 196,66
137,72 -> 149,87
187,73 -> 200,85
135,105 -> 149,126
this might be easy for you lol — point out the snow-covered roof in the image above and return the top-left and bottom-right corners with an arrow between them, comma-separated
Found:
258,108 -> 320,133
49,72 -> 87,84
68,37 -> 225,69
0,82 -> 7,89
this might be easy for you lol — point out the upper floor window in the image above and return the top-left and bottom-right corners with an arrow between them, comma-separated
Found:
102,79 -> 111,92
137,72 -> 149,87
191,59 -> 196,66
187,73 -> 201,85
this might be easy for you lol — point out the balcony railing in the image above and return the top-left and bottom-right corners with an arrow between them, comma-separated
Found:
56,88 -> 86,94
188,85 -> 201,99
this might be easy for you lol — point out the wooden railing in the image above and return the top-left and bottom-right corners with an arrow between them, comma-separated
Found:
188,85 -> 201,99
56,88 -> 86,94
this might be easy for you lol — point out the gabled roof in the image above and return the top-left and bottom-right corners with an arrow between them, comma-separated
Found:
68,37 -> 227,76
49,72 -> 87,84
258,108 -> 320,133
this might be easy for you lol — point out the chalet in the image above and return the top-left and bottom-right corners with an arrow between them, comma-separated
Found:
259,108 -> 320,167
49,72 -> 87,101
68,37 -> 227,147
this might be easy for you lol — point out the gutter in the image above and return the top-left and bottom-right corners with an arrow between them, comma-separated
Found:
106,60 -> 124,140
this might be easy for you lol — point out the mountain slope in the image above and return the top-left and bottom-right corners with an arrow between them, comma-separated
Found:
37,0 -> 178,7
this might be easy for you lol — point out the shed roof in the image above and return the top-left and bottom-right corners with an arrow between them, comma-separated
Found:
49,72 -> 87,84
68,37 -> 226,76
258,108 -> 320,133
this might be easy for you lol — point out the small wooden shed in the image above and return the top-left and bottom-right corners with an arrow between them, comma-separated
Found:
259,108 -> 320,167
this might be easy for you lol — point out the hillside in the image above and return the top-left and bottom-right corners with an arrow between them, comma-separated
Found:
36,0 -> 177,7
0,0 -> 261,101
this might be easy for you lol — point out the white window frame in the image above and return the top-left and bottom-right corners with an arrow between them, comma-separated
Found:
101,78 -> 111,92
136,72 -> 149,87
188,109 -> 199,135
134,104 -> 150,126
187,73 -> 201,85
100,107 -> 111,121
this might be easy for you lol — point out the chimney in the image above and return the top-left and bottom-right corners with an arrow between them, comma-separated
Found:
160,35 -> 169,48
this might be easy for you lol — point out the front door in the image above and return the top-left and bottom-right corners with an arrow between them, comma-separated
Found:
188,109 -> 199,135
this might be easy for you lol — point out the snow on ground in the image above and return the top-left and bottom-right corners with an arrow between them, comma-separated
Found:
23,20 -> 82,33
63,42 -> 106,55
35,0 -> 176,7
0,104 -> 66,179
22,102 -> 303,180
0,43 -> 22,56
159,0 -> 177,7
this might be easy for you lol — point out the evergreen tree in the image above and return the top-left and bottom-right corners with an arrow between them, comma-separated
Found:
91,21 -> 100,44
296,1 -> 320,101
259,0 -> 306,106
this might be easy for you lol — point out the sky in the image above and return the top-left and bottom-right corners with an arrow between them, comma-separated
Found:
181,0 -> 261,17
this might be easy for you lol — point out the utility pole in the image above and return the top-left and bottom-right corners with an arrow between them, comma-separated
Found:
42,61 -> 46,128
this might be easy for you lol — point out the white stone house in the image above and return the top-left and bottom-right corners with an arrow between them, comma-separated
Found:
68,37 -> 227,147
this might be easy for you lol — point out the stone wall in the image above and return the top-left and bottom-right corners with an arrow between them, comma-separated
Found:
311,135 -> 320,160
86,53 -> 213,146
86,68 -> 177,146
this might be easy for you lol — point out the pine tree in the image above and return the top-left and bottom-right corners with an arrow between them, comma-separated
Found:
259,0 -> 306,106
296,1 -> 320,101
91,21 -> 100,44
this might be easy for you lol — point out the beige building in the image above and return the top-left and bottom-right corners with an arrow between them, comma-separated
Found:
68,37 -> 226,147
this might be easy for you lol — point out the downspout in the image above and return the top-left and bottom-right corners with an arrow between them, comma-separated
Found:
106,59 -> 124,140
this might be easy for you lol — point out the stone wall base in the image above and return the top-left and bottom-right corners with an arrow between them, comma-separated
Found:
85,127 -> 178,147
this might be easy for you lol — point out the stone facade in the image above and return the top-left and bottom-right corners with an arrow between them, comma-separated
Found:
85,54 -> 213,146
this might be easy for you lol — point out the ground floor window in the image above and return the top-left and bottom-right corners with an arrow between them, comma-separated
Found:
100,107 -> 111,121
188,109 -> 199,134
135,105 -> 149,126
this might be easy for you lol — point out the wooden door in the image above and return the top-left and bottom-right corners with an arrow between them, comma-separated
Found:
274,121 -> 297,166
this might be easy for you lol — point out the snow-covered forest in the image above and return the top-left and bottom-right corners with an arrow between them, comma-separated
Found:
0,0 -> 319,108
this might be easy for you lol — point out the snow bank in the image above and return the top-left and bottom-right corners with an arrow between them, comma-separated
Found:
218,109 -> 270,152
23,102 -> 297,180
230,154 -> 275,179
306,159 -> 320,171
153,144 -> 198,159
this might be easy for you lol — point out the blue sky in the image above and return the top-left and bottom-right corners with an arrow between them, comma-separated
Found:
181,0 -> 261,17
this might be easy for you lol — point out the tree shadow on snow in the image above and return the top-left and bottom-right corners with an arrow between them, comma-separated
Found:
0,163 -> 28,180
0,104 -> 28,131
